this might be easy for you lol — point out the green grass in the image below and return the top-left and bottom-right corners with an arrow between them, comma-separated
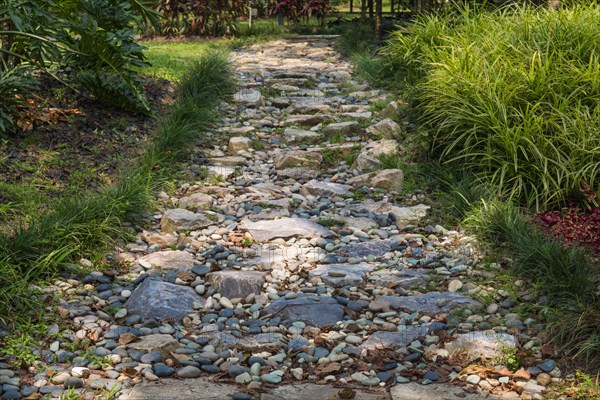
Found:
386,4 -> 600,210
464,198 -> 600,366
142,40 -> 234,81
0,49 -> 234,322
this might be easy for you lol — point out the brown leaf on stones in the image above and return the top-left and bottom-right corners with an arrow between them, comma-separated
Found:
122,367 -> 138,378
176,271 -> 195,283
86,329 -> 100,343
118,333 -> 138,345
317,362 -> 341,375
337,388 -> 356,399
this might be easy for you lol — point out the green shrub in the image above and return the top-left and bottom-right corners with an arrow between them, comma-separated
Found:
0,67 -> 38,134
386,4 -> 600,209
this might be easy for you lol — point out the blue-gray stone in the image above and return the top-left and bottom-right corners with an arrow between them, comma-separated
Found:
125,278 -> 204,321
377,371 -> 394,382
231,393 -> 252,400
262,295 -> 344,328
287,337 -> 309,352
247,356 -> 265,366
227,365 -> 249,378
192,265 -> 210,276
539,359 -> 556,372
154,363 -> 174,377
2,390 -> 21,399
423,371 -> 439,381
404,352 -> 422,362
140,352 -> 163,364
201,365 -> 221,374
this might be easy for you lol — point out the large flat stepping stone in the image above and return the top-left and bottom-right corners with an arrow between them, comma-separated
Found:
324,121 -> 359,134
262,384 -> 390,400
391,382 -> 491,400
445,331 -> 517,363
283,127 -> 321,143
289,103 -> 332,114
346,200 -> 430,225
122,378 -> 239,400
242,218 -> 334,242
337,239 -> 396,258
284,114 -> 332,127
359,327 -> 429,351
276,167 -> 318,180
208,270 -> 265,299
237,333 -> 287,351
303,179 -> 352,197
160,208 -> 213,234
347,169 -> 404,191
274,150 -> 323,169
125,278 -> 204,320
263,294 -> 345,327
377,292 -> 482,314
138,250 -> 195,272
370,268 -> 431,289
309,262 -> 375,287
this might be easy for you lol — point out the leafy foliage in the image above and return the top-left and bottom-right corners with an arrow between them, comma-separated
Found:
156,0 -> 245,36
0,0 -> 160,131
0,66 -> 38,134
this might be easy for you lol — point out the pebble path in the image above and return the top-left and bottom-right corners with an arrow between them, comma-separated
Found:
0,37 -> 558,400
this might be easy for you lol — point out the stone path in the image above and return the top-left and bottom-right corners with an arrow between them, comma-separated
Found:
1,38 -> 558,400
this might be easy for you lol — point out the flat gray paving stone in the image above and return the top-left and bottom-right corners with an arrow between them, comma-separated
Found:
121,378 -> 238,400
125,278 -> 204,320
377,292 -> 482,314
242,217 -> 334,242
262,383 -> 390,400
262,294 -> 345,327
308,262 -> 375,287
391,382 -> 495,400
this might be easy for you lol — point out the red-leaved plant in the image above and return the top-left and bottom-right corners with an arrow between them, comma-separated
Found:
536,205 -> 600,255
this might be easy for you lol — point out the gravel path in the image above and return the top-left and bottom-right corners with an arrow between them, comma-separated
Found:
1,38 -> 558,400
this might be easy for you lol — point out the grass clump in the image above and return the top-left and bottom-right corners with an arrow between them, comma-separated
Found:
386,4 -> 600,210
464,199 -> 600,366
0,50 -> 234,322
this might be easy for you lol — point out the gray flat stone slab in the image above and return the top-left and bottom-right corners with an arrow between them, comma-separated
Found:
121,378 -> 239,400
445,331 -> 517,362
359,327 -> 429,351
124,380 -> 391,400
370,268 -> 430,289
337,240 -> 395,258
208,270 -> 265,299
160,208 -> 213,234
303,180 -> 352,197
309,262 -> 375,287
391,382 -> 491,400
262,384 -> 390,400
242,217 -> 334,242
263,294 -> 345,327
377,292 -> 482,314
125,278 -> 204,320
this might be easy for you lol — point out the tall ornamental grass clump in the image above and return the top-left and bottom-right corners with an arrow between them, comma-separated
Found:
386,4 -> 600,210
0,50 -> 234,322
